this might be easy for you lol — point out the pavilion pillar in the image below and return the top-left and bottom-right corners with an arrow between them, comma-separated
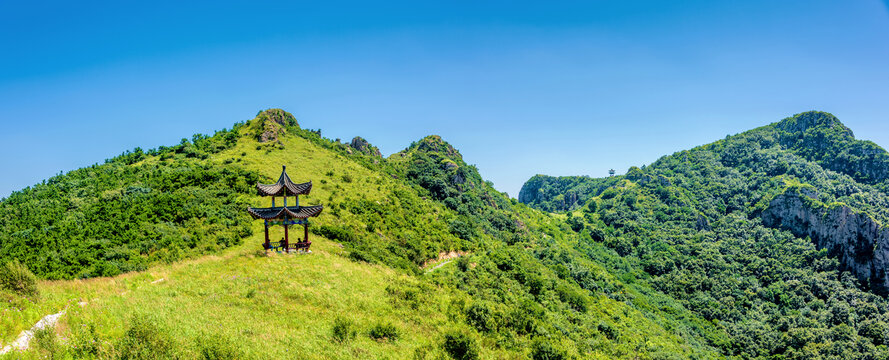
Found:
304,222 -> 309,244
264,220 -> 270,248
284,223 -> 289,251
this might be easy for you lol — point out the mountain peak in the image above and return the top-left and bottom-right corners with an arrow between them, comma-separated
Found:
249,108 -> 299,142
255,108 -> 298,127
349,136 -> 382,157
408,135 -> 462,161
775,111 -> 852,137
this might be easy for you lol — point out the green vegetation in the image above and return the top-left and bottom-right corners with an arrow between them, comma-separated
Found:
0,260 -> 38,297
441,328 -> 479,360
0,155 -> 258,279
5,109 -> 889,359
522,111 -> 889,359
519,174 -> 622,212
331,317 -> 357,343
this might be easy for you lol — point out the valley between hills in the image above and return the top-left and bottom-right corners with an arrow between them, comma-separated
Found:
3,109 -> 889,359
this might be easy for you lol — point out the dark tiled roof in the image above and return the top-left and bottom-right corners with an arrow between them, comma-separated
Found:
247,205 -> 324,220
256,165 -> 312,196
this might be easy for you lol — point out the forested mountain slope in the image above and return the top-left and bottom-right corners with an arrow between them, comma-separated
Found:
521,111 -> 889,358
519,175 -> 622,212
7,109 -> 889,359
2,109 -> 721,359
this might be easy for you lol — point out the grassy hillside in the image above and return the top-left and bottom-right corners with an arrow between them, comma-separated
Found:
2,110 -> 724,359
13,109 -> 889,358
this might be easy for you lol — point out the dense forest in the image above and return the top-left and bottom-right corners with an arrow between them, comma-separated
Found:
519,175 -> 621,212
0,133 -> 258,279
4,110 -> 889,359
521,111 -> 889,358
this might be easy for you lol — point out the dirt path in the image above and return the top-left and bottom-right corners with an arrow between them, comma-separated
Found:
426,259 -> 456,273
422,251 -> 469,273
0,309 -> 66,355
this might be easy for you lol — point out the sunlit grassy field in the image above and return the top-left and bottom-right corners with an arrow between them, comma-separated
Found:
2,236 -> 468,359
1,124 -> 507,359
1,119 -> 717,359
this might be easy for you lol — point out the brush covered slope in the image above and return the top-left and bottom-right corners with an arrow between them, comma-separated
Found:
2,109 -> 722,359
521,111 -> 889,359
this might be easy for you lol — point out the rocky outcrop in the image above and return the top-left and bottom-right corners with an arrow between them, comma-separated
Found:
252,109 -> 299,143
413,135 -> 461,160
761,189 -> 889,293
349,136 -> 382,157
775,111 -> 851,136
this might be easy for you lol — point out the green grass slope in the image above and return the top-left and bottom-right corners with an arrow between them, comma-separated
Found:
2,109 -> 722,359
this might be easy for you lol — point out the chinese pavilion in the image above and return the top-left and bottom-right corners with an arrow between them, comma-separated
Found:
247,166 -> 323,252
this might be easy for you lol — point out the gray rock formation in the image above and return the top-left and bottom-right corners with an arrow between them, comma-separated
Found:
349,136 -> 382,157
761,190 -> 889,293
254,109 -> 299,143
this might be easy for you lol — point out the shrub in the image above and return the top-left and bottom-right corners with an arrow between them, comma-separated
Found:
441,328 -> 479,360
465,302 -> 496,333
118,314 -> 175,360
449,219 -> 476,240
555,283 -> 588,312
314,224 -> 358,243
587,200 -> 598,212
71,323 -> 102,357
331,317 -> 356,343
0,260 -> 38,296
33,326 -> 63,359
196,333 -> 243,360
456,256 -> 471,272
598,321 -> 619,340
531,337 -> 567,360
386,281 -> 424,309
566,216 -> 584,232
369,322 -> 399,341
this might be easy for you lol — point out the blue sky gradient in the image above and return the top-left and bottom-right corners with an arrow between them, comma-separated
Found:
1,1 -> 888,198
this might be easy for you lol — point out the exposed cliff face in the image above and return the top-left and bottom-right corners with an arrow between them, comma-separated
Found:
517,175 -> 545,205
761,190 -> 889,293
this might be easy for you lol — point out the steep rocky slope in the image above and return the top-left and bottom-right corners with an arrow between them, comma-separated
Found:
762,186 -> 889,293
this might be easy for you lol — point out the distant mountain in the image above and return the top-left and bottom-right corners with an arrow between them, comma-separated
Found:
519,111 -> 889,358
519,175 -> 621,212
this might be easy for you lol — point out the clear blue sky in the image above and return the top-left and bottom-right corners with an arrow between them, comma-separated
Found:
1,1 -> 888,198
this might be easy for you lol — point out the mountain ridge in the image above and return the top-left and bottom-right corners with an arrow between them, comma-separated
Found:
2,109 -> 721,359
521,110 -> 889,212
5,109 -> 889,358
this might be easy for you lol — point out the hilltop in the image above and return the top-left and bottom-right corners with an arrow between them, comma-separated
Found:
1,109 -> 717,359
5,109 -> 889,359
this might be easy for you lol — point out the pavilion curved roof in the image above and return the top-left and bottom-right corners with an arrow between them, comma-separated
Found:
256,166 -> 312,196
247,205 -> 324,220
